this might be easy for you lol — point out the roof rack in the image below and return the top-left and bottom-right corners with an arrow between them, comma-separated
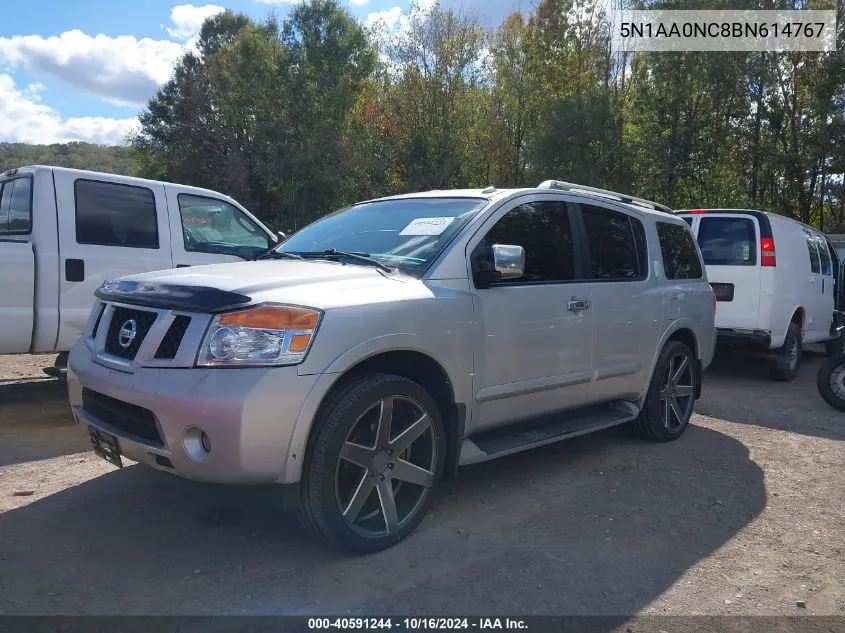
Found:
537,180 -> 674,215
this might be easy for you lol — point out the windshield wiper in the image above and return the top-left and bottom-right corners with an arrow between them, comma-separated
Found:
256,249 -> 303,261
294,249 -> 394,273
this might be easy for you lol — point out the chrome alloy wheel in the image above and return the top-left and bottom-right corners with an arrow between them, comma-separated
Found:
335,396 -> 438,538
660,353 -> 695,432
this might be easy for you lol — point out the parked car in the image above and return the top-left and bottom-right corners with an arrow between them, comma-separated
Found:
678,209 -> 844,381
68,181 -> 716,552
0,166 -> 278,368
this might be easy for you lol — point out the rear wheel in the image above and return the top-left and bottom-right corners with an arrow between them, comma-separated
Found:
298,373 -> 445,553
817,353 -> 845,412
771,323 -> 802,382
636,341 -> 696,442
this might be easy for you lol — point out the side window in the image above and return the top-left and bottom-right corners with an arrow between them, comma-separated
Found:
657,222 -> 703,280
0,177 -> 32,234
475,200 -> 574,283
75,179 -> 159,249
805,232 -> 821,274
581,204 -> 643,280
178,194 -> 270,256
816,235 -> 832,276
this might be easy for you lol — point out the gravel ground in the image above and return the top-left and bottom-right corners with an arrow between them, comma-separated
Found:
0,350 -> 842,617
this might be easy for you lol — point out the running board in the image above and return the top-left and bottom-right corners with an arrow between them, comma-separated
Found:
458,401 -> 639,466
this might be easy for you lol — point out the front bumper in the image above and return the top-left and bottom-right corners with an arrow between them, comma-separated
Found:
68,342 -> 322,484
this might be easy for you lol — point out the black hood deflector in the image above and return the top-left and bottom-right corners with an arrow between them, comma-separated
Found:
95,280 -> 252,313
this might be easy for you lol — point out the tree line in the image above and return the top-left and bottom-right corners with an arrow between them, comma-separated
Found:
123,0 -> 843,233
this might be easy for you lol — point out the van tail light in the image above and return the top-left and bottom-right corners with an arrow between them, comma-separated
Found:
713,291 -> 717,315
688,209 -> 708,214
761,237 -> 776,266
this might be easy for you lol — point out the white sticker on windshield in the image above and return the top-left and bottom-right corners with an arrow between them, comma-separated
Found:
399,217 -> 455,236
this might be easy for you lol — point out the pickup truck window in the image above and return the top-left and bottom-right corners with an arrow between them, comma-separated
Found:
0,176 -> 32,235
75,179 -> 159,249
178,194 -> 271,258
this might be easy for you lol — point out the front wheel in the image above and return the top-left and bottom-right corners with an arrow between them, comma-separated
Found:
635,340 -> 697,442
298,373 -> 446,553
817,353 -> 845,412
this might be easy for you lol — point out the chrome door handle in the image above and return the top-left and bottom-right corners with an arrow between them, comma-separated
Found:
567,297 -> 591,312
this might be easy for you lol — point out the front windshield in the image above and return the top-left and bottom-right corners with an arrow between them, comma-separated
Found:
278,197 -> 489,270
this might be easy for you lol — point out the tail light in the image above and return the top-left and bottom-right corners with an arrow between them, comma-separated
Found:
688,209 -> 708,214
713,291 -> 717,315
761,237 -> 776,266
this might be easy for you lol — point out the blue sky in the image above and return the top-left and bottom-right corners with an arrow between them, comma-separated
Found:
0,0 -> 520,146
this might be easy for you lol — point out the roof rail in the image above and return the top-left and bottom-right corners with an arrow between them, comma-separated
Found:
537,180 -> 674,215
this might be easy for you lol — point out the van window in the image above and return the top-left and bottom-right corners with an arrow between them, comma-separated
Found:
178,194 -> 271,258
816,235 -> 832,276
657,222 -> 703,279
0,177 -> 32,235
581,205 -> 644,280
75,180 -> 159,249
697,217 -> 756,266
681,216 -> 693,226
805,232 -> 821,274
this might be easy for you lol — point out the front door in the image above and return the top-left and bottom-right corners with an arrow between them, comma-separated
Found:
0,175 -> 35,353
469,197 -> 594,432
54,172 -> 172,351
809,231 -> 835,341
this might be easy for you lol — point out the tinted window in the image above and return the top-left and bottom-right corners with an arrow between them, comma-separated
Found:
280,198 -> 488,272
817,235 -> 832,276
697,217 -> 756,266
581,205 -> 643,280
75,180 -> 158,249
0,177 -> 33,235
805,233 -> 821,273
657,222 -> 703,279
475,201 -> 574,283
681,216 -> 693,226
179,194 -> 270,258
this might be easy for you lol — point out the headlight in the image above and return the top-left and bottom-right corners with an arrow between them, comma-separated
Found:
197,304 -> 322,367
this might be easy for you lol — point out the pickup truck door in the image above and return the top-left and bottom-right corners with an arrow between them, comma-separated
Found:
0,175 -> 35,353
165,187 -> 275,267
53,172 -> 172,351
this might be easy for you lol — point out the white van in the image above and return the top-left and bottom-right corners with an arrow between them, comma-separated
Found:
678,209 -> 843,381
0,166 -> 278,368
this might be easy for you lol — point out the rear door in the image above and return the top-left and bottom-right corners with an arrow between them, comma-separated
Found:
53,172 -> 172,351
0,174 -> 35,353
165,188 -> 274,267
686,213 -> 762,330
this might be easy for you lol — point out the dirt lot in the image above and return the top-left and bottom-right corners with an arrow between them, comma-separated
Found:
0,351 -> 843,617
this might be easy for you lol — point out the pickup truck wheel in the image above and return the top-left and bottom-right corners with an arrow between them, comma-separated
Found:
635,341 -> 696,442
771,323 -> 802,382
299,373 -> 445,553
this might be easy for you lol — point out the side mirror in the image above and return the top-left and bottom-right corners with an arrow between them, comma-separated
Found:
492,244 -> 525,280
277,231 -> 287,243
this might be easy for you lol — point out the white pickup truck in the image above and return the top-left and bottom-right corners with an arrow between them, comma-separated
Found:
0,165 -> 279,371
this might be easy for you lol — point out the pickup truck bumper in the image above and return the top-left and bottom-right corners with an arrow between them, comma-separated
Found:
67,342 -> 323,484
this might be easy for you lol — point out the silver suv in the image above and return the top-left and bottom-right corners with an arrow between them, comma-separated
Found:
68,181 -> 716,552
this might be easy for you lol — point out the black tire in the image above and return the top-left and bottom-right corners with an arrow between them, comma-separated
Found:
816,353 -> 845,412
298,373 -> 446,553
825,332 -> 844,357
771,322 -> 802,382
636,340 -> 697,442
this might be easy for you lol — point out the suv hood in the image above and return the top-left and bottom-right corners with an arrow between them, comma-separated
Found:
103,260 -> 419,312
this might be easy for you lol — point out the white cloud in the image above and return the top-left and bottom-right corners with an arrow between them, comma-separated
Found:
366,7 -> 402,29
165,4 -> 226,41
0,31 -> 184,106
350,0 -> 369,6
256,0 -> 301,4
0,74 -> 137,145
